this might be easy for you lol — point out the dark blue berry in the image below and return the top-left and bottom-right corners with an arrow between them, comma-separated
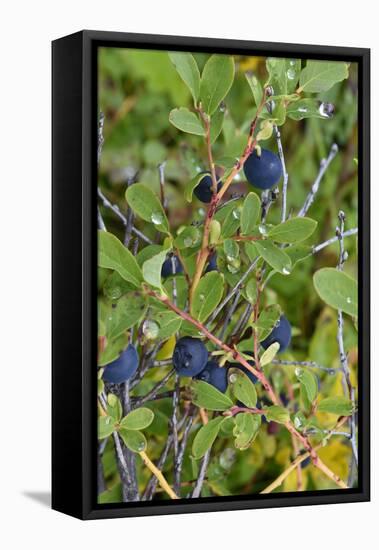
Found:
261,315 -> 291,353
194,360 -> 228,392
205,252 -> 218,273
173,337 -> 208,377
243,148 -> 282,190
194,172 -> 222,203
301,455 -> 311,469
102,344 -> 139,384
161,255 -> 183,278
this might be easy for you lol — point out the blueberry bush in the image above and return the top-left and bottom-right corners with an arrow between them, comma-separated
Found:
97,49 -> 358,503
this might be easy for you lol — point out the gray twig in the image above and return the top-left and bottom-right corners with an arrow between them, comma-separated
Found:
272,124 -> 288,223
97,187 -> 154,244
231,302 -> 253,340
335,212 -> 358,475
158,162 -> 168,212
312,228 -> 358,254
191,449 -> 211,498
272,359 -> 339,375
97,206 -> 107,231
98,111 -> 105,165
174,409 -> 196,497
298,143 -> 338,217
218,290 -> 241,341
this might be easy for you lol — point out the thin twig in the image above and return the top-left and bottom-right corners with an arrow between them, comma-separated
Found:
158,162 -> 168,213
312,228 -> 358,254
218,290 -> 241,341
174,410 -> 197,497
97,187 -> 154,244
97,206 -> 107,231
272,359 -> 339,375
136,369 -> 175,406
139,451 -> 179,499
191,450 -> 211,498
298,143 -> 338,217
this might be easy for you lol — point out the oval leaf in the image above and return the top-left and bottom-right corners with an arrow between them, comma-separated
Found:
125,183 -> 170,234
192,380 -> 233,411
169,108 -> 205,135
298,61 -> 349,93
98,416 -> 115,439
268,217 -> 317,243
168,52 -> 200,103
313,267 -> 357,317
98,231 -> 143,287
200,55 -> 235,115
190,271 -> 224,323
233,413 -> 261,450
255,239 -> 292,275
260,342 -> 280,366
192,416 -> 226,459
119,428 -> 147,452
107,292 -> 147,340
295,368 -> 318,404
230,370 -> 257,408
265,405 -> 290,424
185,173 -> 207,202
241,192 -> 260,235
120,408 -> 154,430
318,396 -> 353,416
142,249 -> 169,290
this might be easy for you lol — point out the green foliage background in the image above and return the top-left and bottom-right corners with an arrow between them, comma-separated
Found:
97,48 -> 358,502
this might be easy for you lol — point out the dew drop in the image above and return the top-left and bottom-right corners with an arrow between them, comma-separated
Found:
151,212 -> 164,225
286,68 -> 296,80
289,59 -> 297,66
347,297 -> 352,304
258,224 -> 267,235
298,107 -> 308,113
282,267 -> 291,275
137,442 -> 145,451
232,208 -> 241,220
229,373 -> 237,383
199,293 -> 205,302
319,102 -> 335,119
294,416 -> 302,428
184,237 -> 194,247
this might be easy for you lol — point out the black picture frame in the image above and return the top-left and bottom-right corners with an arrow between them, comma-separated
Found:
52,30 -> 370,520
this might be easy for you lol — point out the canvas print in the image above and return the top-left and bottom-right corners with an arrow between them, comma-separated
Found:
97,48 -> 359,504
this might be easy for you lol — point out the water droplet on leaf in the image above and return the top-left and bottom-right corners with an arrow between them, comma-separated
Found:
151,212 -> 164,225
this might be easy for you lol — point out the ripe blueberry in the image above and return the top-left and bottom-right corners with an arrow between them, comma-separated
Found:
261,315 -> 291,353
194,172 -> 222,203
194,360 -> 228,393
161,255 -> 183,278
173,337 -> 208,377
205,252 -> 218,273
243,148 -> 282,190
102,344 -> 139,384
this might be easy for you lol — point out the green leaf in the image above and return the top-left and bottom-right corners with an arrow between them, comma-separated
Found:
184,173 -> 206,202
125,183 -> 170,234
174,226 -> 201,249
221,206 -> 242,238
241,192 -> 260,235
192,417 -> 226,459
107,292 -> 147,340
284,59 -> 302,93
190,271 -> 224,323
142,249 -> 168,290
98,231 -> 143,287
295,368 -> 318,403
260,342 -> 280,366
230,369 -> 257,407
223,238 -> 239,261
209,220 -> 221,245
318,396 -> 353,416
245,278 -> 257,303
107,394 -> 122,423
313,268 -> 357,317
210,105 -> 225,144
287,99 -> 334,121
98,416 -> 115,439
245,72 -> 263,107
200,55 -> 235,115
192,380 -> 233,411
266,58 -> 287,94
298,61 -> 349,93
255,239 -> 292,274
155,309 -> 182,339
119,428 -> 147,452
168,52 -> 200,103
120,408 -> 154,430
268,217 -> 317,243
256,304 -> 282,341
285,244 -> 312,267
233,413 -> 261,450
169,107 -> 205,135
265,405 -> 290,424
136,244 -> 163,267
